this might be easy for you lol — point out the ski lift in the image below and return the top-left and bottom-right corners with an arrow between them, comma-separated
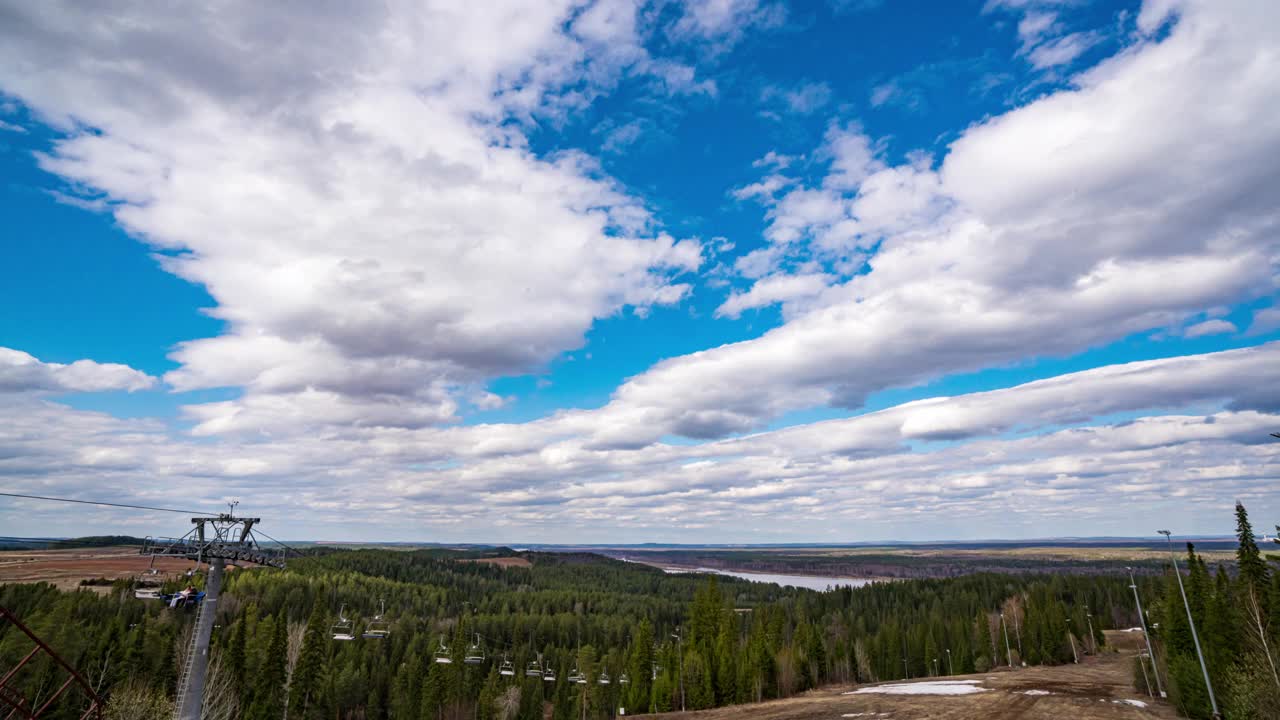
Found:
598,671 -> 611,685
543,665 -> 557,682
499,655 -> 515,676
465,634 -> 485,664
362,598 -> 390,640
619,672 -> 629,685
568,665 -> 586,685
332,604 -> 356,641
526,657 -> 544,678
435,637 -> 453,664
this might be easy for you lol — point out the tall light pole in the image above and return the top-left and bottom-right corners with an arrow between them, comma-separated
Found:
1000,613 -> 1014,668
945,648 -> 953,676
1127,566 -> 1165,698
1159,530 -> 1220,719
1085,612 -> 1096,655
672,632 -> 685,712
1065,618 -> 1079,664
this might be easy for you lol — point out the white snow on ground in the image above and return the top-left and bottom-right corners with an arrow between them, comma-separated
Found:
1116,699 -> 1149,708
1122,627 -> 1145,632
1016,690 -> 1052,696
847,680 -> 988,696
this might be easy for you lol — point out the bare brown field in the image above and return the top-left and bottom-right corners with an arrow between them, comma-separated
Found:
459,556 -> 533,568
0,546 -> 205,590
647,632 -> 1172,720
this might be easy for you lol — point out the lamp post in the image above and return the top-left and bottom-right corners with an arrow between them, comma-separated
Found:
945,648 -> 953,676
1000,613 -> 1013,668
1127,566 -> 1165,698
1159,530 -> 1220,719
672,632 -> 685,712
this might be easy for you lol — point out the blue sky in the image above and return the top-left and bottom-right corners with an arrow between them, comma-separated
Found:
1,0 -> 1277,542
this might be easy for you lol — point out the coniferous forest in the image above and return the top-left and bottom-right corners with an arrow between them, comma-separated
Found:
0,504 -> 1276,720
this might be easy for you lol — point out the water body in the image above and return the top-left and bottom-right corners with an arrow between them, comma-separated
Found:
662,566 -> 875,591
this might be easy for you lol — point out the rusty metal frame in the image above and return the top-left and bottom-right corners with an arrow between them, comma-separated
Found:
0,605 -> 103,720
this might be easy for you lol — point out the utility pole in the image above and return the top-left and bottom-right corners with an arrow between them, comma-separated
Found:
1065,618 -> 1079,664
143,509 -> 288,720
673,632 -> 684,712
1127,567 -> 1165,698
1159,530 -> 1220,720
945,648 -> 953,675
1000,613 -> 1013,668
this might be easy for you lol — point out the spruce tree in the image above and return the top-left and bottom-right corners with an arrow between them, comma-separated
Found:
1236,502 -> 1271,608
288,604 -> 328,720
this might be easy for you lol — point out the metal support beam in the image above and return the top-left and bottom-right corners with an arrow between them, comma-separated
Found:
177,558 -> 224,720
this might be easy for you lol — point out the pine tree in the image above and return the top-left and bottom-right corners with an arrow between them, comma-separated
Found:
1236,502 -> 1271,605
246,611 -> 288,720
287,604 -> 328,720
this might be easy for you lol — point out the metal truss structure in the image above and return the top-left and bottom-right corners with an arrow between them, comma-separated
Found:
0,605 -> 104,720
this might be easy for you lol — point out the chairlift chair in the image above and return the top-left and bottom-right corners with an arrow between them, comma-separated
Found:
464,634 -> 485,664
568,666 -> 585,684
543,666 -> 556,682
435,637 -> 453,664
499,656 -> 515,676
362,598 -> 390,640
526,658 -> 544,678
598,671 -> 611,685
331,604 -> 356,641
619,672 -> 629,685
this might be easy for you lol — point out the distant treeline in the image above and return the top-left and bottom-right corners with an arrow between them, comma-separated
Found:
0,534 -> 148,550
610,549 -> 1183,579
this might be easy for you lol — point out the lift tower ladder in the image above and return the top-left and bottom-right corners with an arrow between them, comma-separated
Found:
142,510 -> 288,720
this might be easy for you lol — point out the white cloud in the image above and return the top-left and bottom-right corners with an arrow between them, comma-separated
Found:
669,0 -> 786,52
2,344 -> 1277,541
1026,31 -> 1101,69
0,118 -> 26,133
0,347 -> 154,393
0,0 -> 705,435
1248,307 -> 1280,336
1183,318 -> 1236,338
614,0 -> 1280,441
716,272 -> 833,318
761,81 -> 833,115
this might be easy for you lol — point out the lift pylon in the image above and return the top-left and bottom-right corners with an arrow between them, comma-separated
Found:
0,604 -> 103,720
142,510 -> 288,720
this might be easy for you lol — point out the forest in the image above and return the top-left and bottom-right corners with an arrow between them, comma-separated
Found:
0,503 -> 1276,720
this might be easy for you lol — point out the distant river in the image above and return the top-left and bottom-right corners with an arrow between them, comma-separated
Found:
661,566 -> 875,591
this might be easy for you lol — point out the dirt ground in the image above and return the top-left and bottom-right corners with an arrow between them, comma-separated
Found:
0,546 -> 201,591
657,631 -> 1174,720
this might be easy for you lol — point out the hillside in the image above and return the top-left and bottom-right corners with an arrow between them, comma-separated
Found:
664,631 -> 1172,720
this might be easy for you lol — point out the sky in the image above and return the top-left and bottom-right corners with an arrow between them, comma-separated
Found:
1,0 -> 1278,544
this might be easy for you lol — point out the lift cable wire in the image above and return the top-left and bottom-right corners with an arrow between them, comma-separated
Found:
252,527 -> 302,558
0,491 -> 219,516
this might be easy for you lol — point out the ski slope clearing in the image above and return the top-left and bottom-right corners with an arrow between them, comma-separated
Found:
657,631 -> 1173,719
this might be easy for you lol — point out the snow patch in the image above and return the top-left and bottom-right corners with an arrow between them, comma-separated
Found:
1115,699 -> 1149,708
848,680 -> 988,696
1122,627 -> 1145,632
1016,689 -> 1052,696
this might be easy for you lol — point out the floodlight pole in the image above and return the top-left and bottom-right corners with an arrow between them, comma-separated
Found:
1127,567 -> 1165,698
1086,612 -> 1096,655
1159,530 -> 1219,719
673,632 -> 685,712
1000,613 -> 1013,668
945,648 -> 953,675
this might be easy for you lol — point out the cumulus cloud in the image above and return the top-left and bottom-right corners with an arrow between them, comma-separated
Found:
0,0 -> 704,435
0,347 -> 154,394
760,81 -> 833,116
2,344 -> 1277,541
622,0 -> 1280,441
1183,319 -> 1236,338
